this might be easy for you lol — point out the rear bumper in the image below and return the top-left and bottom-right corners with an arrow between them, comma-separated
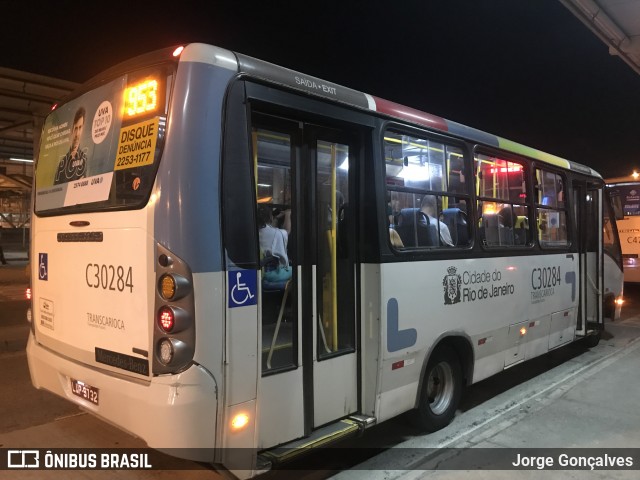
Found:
27,334 -> 218,461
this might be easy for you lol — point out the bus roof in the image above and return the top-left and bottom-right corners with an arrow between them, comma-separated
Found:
221,45 -> 602,179
79,43 -> 604,180
606,175 -> 640,185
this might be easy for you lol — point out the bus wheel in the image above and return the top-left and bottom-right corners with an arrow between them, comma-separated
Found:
583,331 -> 601,348
415,346 -> 463,432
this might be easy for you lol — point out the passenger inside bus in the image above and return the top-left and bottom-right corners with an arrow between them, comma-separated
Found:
257,204 -> 292,288
420,195 -> 453,246
441,206 -> 468,246
498,206 -> 529,245
395,208 -> 437,247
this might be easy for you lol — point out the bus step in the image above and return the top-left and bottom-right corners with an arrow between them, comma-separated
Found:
349,414 -> 376,427
258,418 -> 362,467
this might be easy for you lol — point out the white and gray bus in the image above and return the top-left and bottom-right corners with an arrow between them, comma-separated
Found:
27,43 -> 623,476
606,175 -> 640,284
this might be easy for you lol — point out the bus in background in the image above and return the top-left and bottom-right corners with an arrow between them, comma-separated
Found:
27,43 -> 623,477
606,175 -> 640,283
603,184 -> 624,320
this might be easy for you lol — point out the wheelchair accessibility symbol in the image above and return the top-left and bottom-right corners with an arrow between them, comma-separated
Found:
228,270 -> 257,308
38,253 -> 48,281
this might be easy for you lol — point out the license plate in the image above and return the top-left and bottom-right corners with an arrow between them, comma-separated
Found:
70,379 -> 99,405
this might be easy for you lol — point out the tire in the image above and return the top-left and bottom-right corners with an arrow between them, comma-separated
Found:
582,331 -> 601,348
415,345 -> 463,432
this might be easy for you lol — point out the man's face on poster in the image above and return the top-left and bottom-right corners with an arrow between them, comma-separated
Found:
70,116 -> 84,155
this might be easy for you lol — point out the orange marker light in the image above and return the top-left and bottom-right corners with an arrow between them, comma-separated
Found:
231,413 -> 250,430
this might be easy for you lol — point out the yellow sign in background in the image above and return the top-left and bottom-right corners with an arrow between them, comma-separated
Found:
114,117 -> 159,171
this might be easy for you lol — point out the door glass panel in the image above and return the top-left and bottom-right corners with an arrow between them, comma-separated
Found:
586,189 -> 599,323
316,140 -> 354,358
254,128 -> 297,373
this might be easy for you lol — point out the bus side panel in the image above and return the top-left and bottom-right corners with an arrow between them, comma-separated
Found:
361,263 -> 382,419
192,271 -> 226,379
153,59 -> 236,274
154,56 -> 243,455
375,254 -> 577,422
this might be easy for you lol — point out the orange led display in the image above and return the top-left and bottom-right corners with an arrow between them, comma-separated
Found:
124,79 -> 159,118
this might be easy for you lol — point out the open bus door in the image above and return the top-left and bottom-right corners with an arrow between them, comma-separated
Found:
249,110 -> 362,459
573,181 -> 603,342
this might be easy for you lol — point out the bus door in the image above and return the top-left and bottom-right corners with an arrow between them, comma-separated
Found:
253,114 -> 359,450
573,182 -> 603,336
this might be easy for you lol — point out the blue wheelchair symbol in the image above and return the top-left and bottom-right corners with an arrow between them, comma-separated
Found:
39,253 -> 48,281
228,270 -> 257,308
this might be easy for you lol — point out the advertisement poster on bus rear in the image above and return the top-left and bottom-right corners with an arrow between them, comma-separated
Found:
35,77 -> 126,211
617,185 -> 640,216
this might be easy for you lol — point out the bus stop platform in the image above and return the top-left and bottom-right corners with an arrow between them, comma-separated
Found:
331,302 -> 640,480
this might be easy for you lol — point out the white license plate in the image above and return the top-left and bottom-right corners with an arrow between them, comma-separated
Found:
70,379 -> 99,405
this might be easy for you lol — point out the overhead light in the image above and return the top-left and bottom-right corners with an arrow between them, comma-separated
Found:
9,158 -> 33,163
398,163 -> 431,181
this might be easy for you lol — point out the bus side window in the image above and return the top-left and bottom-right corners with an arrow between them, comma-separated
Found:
384,131 -> 471,250
475,153 -> 531,248
535,169 -> 568,247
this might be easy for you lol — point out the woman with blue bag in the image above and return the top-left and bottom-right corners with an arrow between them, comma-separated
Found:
258,205 -> 292,287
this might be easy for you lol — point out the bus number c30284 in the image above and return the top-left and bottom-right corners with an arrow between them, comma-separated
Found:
85,264 -> 134,293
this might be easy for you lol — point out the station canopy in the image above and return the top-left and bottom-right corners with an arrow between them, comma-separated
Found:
0,67 -> 78,162
0,68 -> 78,226
560,0 -> 640,75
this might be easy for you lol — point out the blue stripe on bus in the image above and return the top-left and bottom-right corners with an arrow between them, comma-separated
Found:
445,120 -> 500,148
154,61 -> 236,273
387,298 -> 417,352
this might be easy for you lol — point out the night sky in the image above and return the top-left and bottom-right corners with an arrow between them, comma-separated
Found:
3,0 -> 640,178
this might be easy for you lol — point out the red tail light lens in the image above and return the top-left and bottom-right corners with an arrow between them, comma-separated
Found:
25,288 -> 32,300
158,306 -> 175,332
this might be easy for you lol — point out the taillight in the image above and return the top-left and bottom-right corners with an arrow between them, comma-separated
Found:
158,338 -> 174,365
153,245 -> 195,374
156,337 -> 190,366
158,273 -> 189,301
26,286 -> 33,332
156,305 -> 189,333
160,275 -> 176,300
158,306 -> 175,332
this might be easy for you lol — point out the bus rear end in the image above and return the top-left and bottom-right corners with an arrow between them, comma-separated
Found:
26,48 -> 219,459
606,180 -> 640,283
